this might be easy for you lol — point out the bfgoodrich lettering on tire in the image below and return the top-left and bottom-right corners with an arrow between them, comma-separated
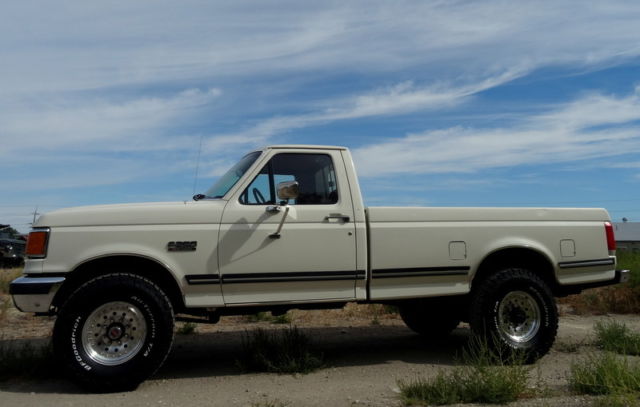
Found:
470,268 -> 558,362
53,273 -> 174,392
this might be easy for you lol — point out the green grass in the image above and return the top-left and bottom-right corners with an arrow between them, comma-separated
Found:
236,326 -> 323,374
619,251 -> 640,288
0,340 -> 55,381
247,311 -> 292,324
270,313 -> 291,324
561,251 -> 640,314
247,312 -> 273,322
594,320 -> 640,356
398,336 -> 531,405
569,352 -> 640,396
176,321 -> 197,335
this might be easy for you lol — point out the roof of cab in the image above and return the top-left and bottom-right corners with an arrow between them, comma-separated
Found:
262,145 -> 347,151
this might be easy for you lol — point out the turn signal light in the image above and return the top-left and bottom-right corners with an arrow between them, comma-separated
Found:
604,222 -> 616,251
26,229 -> 50,258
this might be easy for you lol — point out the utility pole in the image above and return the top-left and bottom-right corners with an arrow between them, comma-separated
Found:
31,206 -> 40,225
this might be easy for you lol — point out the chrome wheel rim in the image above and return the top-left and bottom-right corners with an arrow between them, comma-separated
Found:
81,301 -> 148,366
497,291 -> 540,343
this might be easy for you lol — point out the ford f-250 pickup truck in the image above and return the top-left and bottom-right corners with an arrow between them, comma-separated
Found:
11,145 -> 628,391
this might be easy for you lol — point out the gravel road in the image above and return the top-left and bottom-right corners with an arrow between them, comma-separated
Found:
1,313 -> 639,407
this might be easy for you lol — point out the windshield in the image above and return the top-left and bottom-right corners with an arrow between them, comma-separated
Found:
204,151 -> 262,198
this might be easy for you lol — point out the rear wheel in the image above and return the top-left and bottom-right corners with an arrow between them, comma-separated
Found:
469,268 -> 557,362
53,273 -> 174,392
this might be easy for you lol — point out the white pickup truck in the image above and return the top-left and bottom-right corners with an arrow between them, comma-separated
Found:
11,145 -> 628,391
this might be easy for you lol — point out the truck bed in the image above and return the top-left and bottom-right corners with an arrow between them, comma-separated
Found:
366,207 -> 614,300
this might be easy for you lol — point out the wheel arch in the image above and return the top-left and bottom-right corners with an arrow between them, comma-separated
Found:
52,254 -> 185,313
472,246 -> 559,295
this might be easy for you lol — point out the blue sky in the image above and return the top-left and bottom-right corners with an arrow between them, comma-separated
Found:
2,1 -> 640,233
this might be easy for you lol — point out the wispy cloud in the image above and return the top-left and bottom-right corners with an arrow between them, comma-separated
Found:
204,70 -> 524,147
2,1 -> 640,231
0,88 -> 221,158
353,88 -> 640,177
2,2 -> 639,96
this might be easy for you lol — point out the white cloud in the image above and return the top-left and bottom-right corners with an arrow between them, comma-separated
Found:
0,88 -> 221,157
353,88 -> 640,177
3,1 -> 640,167
1,2 -> 639,96
2,0 -> 640,231
204,71 -> 525,146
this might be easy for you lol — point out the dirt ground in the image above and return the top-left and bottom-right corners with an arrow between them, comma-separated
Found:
2,302 -> 640,407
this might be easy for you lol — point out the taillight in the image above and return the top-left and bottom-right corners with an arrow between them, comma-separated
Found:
604,222 -> 616,251
25,228 -> 50,258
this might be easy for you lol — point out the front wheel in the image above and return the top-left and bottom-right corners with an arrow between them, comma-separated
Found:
469,268 -> 558,362
53,273 -> 175,392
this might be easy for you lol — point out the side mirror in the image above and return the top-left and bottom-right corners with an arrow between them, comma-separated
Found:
268,181 -> 299,239
277,181 -> 299,201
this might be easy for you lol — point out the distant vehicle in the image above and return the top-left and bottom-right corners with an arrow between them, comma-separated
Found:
0,238 -> 25,268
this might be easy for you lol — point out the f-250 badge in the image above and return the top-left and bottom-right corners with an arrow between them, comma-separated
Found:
167,241 -> 197,252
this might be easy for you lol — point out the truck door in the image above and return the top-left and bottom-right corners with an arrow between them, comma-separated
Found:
218,150 -> 358,304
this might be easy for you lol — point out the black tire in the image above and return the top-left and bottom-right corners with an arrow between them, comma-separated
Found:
469,268 -> 558,362
399,299 -> 461,338
53,273 -> 175,392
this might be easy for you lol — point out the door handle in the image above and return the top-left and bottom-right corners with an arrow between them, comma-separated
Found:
325,214 -> 350,222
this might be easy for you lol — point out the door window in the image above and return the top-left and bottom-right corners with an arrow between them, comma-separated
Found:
240,153 -> 338,205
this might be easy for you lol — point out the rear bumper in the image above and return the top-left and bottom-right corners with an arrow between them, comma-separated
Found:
617,269 -> 631,284
9,275 -> 65,313
558,269 -> 630,296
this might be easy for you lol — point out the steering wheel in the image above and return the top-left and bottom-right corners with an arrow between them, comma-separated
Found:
252,188 -> 266,204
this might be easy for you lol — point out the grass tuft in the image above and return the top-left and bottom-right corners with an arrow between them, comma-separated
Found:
247,312 -> 273,322
271,313 -> 291,324
398,335 -> 530,405
246,311 -> 293,325
594,320 -> 640,356
236,326 -> 323,374
176,321 -> 197,335
569,352 -> 640,396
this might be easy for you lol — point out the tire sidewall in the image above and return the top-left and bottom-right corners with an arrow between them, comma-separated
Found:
489,281 -> 554,350
471,269 -> 558,362
54,275 -> 173,391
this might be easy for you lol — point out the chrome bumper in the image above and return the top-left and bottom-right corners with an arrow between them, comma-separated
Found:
617,269 -> 631,284
557,269 -> 631,297
10,276 -> 65,313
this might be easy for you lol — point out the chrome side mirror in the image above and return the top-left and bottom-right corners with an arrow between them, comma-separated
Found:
268,181 -> 299,239
277,181 -> 299,201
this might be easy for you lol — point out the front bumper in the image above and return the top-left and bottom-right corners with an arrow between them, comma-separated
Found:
10,275 -> 65,313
